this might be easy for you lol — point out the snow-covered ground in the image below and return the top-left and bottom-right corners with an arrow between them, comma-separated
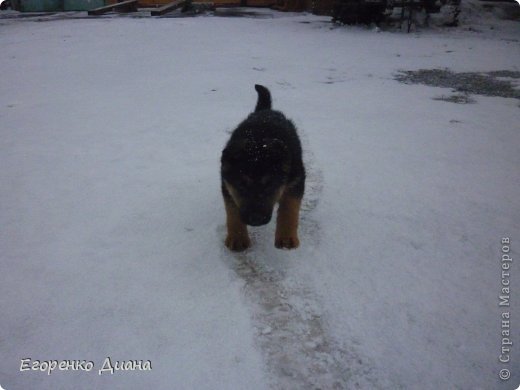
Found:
1,4 -> 519,389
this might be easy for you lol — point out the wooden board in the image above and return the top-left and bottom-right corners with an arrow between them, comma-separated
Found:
88,0 -> 137,14
150,0 -> 185,15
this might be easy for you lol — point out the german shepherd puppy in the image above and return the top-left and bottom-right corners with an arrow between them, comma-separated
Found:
221,85 -> 305,251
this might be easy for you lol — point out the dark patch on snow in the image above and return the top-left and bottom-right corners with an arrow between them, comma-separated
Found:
433,93 -> 476,104
395,69 -> 520,100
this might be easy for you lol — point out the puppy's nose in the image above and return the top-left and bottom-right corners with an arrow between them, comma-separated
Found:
245,213 -> 271,226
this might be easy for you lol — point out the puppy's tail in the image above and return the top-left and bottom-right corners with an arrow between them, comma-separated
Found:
254,84 -> 272,112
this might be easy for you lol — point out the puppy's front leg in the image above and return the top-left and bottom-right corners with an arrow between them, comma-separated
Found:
275,193 -> 302,249
223,195 -> 251,252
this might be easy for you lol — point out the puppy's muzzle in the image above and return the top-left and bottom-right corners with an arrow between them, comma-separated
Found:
241,208 -> 272,226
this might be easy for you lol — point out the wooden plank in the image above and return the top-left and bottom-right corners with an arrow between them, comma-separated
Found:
192,2 -> 214,5
139,0 -> 170,6
88,0 -> 138,15
212,0 -> 240,5
150,0 -> 185,15
191,2 -> 216,9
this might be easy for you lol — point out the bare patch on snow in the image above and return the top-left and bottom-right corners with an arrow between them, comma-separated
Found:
395,68 -> 520,101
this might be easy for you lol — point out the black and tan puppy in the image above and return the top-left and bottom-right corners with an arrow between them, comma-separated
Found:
221,84 -> 305,251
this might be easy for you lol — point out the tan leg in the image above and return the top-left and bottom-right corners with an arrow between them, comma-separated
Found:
275,194 -> 302,249
224,197 -> 251,252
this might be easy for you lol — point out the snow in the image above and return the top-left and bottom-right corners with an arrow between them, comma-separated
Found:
1,4 -> 519,389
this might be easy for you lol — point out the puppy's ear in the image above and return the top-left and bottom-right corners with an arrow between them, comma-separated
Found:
222,140 -> 248,173
221,145 -> 233,163
221,145 -> 235,173
222,143 -> 240,163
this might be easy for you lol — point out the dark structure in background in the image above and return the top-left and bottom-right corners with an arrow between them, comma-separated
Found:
4,0 -> 517,31
330,0 -> 461,30
332,0 -> 387,24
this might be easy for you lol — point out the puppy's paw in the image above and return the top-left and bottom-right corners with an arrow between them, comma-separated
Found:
275,235 -> 300,249
225,234 -> 251,252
